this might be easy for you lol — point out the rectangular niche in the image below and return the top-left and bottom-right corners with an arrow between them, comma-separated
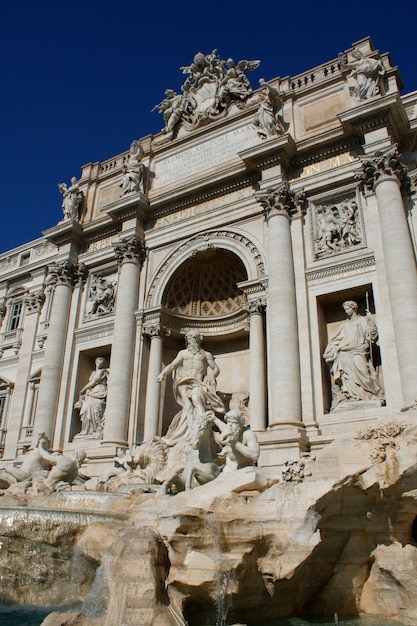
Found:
317,285 -> 383,414
310,189 -> 366,260
70,347 -> 111,442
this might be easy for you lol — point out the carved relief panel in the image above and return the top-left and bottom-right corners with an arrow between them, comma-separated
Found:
310,191 -> 366,260
84,272 -> 118,320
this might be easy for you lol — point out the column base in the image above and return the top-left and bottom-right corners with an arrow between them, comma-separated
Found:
257,425 -> 308,467
100,439 -> 129,448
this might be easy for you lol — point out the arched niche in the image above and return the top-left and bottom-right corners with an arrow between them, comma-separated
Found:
145,235 -> 265,436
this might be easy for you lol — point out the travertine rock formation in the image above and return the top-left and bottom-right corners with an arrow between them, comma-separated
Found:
2,417 -> 417,626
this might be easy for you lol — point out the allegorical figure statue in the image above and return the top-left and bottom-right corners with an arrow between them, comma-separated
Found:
58,177 -> 83,221
323,301 -> 384,408
120,140 -> 145,194
253,78 -> 285,139
345,49 -> 385,101
74,357 -> 108,437
214,409 -> 260,472
157,330 -> 225,442
152,88 -> 189,136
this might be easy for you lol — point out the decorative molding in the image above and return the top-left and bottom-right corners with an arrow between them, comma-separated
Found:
356,145 -> 411,196
305,254 -> 375,284
24,290 -> 45,314
46,261 -> 88,288
146,230 -> 265,309
113,236 -> 146,267
254,183 -> 306,219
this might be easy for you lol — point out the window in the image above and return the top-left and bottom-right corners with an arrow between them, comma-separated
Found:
0,377 -> 13,454
9,301 -> 23,331
0,396 -> 6,429
20,371 -> 41,441
19,253 -> 30,267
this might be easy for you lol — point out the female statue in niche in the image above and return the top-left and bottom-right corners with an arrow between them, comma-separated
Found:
323,300 -> 384,409
74,357 -> 108,437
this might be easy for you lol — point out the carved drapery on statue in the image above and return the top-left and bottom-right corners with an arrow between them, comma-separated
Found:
157,330 -> 225,443
120,139 -> 146,195
253,78 -> 285,139
74,357 -> 109,439
153,50 -> 260,138
58,177 -> 83,222
323,301 -> 384,410
340,48 -> 386,101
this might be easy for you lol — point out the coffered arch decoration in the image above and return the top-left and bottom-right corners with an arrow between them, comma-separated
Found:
146,230 -> 265,311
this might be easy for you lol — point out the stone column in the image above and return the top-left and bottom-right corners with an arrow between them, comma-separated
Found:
143,323 -> 170,440
254,184 -> 304,427
102,237 -> 145,446
359,147 -> 417,406
33,262 -> 85,441
244,299 -> 267,431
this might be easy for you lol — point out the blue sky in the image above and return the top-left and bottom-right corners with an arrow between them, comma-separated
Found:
1,0 -> 416,254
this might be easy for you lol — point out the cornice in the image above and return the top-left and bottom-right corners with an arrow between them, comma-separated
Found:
338,93 -> 409,144
148,171 -> 259,219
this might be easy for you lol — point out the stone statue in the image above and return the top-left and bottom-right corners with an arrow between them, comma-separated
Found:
87,275 -> 115,317
120,140 -> 145,194
58,177 -> 83,221
157,330 -> 225,442
74,357 -> 108,438
343,49 -> 385,101
214,409 -> 260,472
253,78 -> 285,139
156,410 -> 221,495
153,51 -> 261,137
0,432 -> 50,491
37,440 -> 87,493
323,301 -> 384,409
217,57 -> 260,107
152,89 -> 189,136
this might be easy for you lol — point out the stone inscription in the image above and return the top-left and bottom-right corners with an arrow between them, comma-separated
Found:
154,124 -> 259,187
155,189 -> 248,228
297,153 -> 356,179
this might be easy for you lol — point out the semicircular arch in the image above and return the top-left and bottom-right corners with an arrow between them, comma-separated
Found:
146,229 -> 265,309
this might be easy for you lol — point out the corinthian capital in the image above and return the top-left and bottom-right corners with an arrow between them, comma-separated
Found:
46,261 -> 87,287
357,146 -> 411,195
113,236 -> 146,266
254,183 -> 306,219
143,323 -> 170,339
24,290 -> 45,314
243,298 -> 267,315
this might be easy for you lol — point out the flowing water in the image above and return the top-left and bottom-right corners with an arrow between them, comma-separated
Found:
0,609 -> 404,626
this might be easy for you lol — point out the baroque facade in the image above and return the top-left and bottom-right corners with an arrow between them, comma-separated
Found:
1,37 -> 417,476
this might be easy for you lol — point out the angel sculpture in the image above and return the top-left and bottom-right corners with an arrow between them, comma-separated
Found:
217,58 -> 260,107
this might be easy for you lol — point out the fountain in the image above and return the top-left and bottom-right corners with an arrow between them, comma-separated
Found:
1,336 -> 417,626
